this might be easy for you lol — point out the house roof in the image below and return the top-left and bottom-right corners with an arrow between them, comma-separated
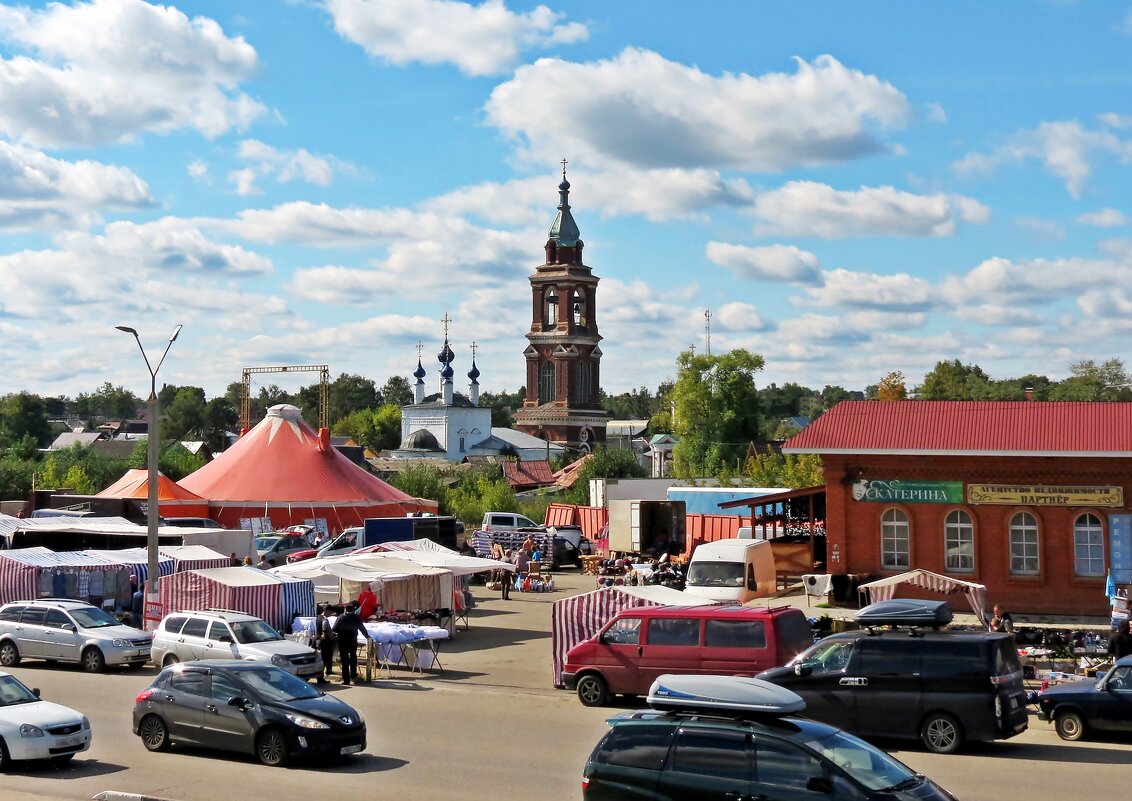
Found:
502,459 -> 556,490
784,400 -> 1132,457
48,432 -> 104,450
552,453 -> 592,489
606,419 -> 650,437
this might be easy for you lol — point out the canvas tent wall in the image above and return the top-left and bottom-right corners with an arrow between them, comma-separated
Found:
550,586 -> 718,687
0,548 -> 131,608
159,545 -> 231,572
158,566 -> 315,631
179,404 -> 437,534
858,568 -> 989,627
84,548 -> 175,584
0,515 -> 182,551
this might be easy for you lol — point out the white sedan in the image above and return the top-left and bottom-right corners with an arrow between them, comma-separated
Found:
0,671 -> 91,767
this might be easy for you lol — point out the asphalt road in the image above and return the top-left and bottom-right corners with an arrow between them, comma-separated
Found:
1,572 -> 1130,801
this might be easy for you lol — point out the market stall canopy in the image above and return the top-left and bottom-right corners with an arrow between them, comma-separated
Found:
550,587 -> 718,687
270,553 -> 447,583
159,565 -> 314,630
178,405 -> 436,532
361,548 -> 515,577
96,469 -> 210,517
858,568 -> 988,627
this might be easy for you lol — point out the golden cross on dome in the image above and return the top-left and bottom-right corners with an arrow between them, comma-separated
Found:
561,158 -> 568,178
470,341 -> 477,360
441,312 -> 451,340
416,340 -> 423,360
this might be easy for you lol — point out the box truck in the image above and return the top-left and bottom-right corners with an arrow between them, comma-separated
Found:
605,499 -> 686,556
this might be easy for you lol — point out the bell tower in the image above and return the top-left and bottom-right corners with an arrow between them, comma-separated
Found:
514,163 -> 608,452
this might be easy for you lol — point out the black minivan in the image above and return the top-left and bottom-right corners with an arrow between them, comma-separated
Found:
758,629 -> 1028,753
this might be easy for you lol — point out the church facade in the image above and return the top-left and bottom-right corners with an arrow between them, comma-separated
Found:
513,169 -> 609,452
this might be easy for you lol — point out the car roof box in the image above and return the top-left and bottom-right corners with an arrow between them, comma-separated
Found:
647,674 -> 806,716
855,599 -> 953,628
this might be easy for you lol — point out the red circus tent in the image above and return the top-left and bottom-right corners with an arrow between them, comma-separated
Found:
96,469 -> 210,518
179,404 -> 436,534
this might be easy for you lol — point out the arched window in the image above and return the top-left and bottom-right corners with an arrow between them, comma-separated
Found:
880,508 -> 909,570
544,289 -> 558,328
574,362 -> 592,403
1074,513 -> 1105,576
1009,512 -> 1039,575
572,289 -> 586,328
539,361 -> 555,404
944,510 -> 974,572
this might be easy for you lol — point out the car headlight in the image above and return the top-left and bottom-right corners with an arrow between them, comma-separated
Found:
284,713 -> 330,730
82,716 -> 91,731
271,655 -> 290,666
19,724 -> 44,738
112,638 -> 130,647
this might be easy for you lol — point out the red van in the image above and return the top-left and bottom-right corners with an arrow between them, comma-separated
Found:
561,605 -> 813,706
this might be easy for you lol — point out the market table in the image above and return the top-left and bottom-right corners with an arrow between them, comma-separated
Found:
361,620 -> 449,679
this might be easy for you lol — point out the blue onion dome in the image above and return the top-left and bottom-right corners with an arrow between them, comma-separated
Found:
441,363 -> 454,380
559,176 -> 570,191
437,342 -> 454,365
413,359 -> 426,380
468,359 -> 480,382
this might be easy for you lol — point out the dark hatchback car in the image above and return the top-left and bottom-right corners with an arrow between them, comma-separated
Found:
132,660 -> 365,766
1038,654 -> 1132,740
583,709 -> 957,801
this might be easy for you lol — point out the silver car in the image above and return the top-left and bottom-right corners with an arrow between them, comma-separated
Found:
0,599 -> 152,672
150,610 -> 323,678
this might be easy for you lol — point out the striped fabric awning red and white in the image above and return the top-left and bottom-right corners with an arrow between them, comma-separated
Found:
0,554 -> 38,605
550,588 -> 666,688
860,568 -> 988,625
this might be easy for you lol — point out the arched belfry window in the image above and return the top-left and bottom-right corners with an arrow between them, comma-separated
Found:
544,289 -> 559,329
574,362 -> 592,403
572,289 -> 586,327
539,361 -> 555,404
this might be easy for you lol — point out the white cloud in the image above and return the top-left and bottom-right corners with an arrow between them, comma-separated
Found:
753,181 -> 989,238
232,139 -> 340,193
952,304 -> 1045,326
0,0 -> 265,148
715,302 -> 767,332
706,242 -> 822,284
798,268 -> 935,311
1078,287 -> 1132,320
424,168 -> 754,226
0,140 -> 152,231
228,167 -> 261,196
1077,208 -> 1127,227
1013,216 -> 1066,240
325,0 -> 587,77
187,159 -> 209,181
1099,112 -> 1132,129
485,50 -> 910,171
954,120 -> 1132,198
940,255 -> 1129,306
925,102 -> 947,123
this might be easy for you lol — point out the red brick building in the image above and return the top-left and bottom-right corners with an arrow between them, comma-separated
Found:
784,401 -> 1132,616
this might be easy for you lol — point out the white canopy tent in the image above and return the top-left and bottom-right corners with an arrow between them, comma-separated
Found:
858,569 -> 989,628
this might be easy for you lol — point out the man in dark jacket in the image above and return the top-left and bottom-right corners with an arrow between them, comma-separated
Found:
332,602 -> 371,685
1109,620 -> 1132,659
315,605 -> 337,681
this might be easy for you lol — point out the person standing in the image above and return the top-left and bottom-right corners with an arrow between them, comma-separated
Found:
989,603 -> 1014,633
500,550 -> 512,600
316,605 -> 337,681
332,602 -> 371,685
1109,620 -> 1132,659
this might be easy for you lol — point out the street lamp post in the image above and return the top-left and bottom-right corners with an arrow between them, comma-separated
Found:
116,324 -> 182,630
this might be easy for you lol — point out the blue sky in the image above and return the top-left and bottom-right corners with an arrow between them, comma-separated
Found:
2,0 -> 1132,405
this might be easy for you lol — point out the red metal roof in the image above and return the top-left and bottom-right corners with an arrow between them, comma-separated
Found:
783,401 -> 1132,456
502,459 -> 556,490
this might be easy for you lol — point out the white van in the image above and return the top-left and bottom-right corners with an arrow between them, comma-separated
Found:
683,539 -> 777,604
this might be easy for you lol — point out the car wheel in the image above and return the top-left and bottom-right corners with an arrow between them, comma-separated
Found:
576,674 -> 609,707
0,737 -> 10,771
1055,710 -> 1087,741
920,712 -> 963,754
162,654 -> 180,667
256,727 -> 289,767
80,647 -> 106,673
139,715 -> 171,752
0,642 -> 19,668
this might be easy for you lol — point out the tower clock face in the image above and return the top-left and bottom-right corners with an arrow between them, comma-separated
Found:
579,428 -> 591,442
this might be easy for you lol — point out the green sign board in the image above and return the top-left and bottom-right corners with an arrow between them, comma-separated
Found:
852,480 -> 964,504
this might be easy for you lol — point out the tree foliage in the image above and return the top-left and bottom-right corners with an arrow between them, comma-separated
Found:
556,446 -> 648,505
0,393 -> 50,448
743,447 -> 824,488
670,349 -> 765,479
875,371 -> 908,401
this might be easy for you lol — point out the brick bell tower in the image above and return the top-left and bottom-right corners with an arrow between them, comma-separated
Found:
514,163 -> 608,452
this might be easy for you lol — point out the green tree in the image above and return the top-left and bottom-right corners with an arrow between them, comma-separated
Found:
446,471 -> 516,525
557,447 -> 648,505
0,453 -> 36,500
743,447 -> 824,488
389,463 -> 451,514
381,376 -> 413,407
73,382 -> 142,423
162,386 -> 208,440
0,392 -> 50,448
916,360 -> 992,400
479,388 -> 525,428
670,349 -> 765,478
203,397 -> 238,453
334,404 -> 403,453
159,444 -> 206,481
1049,358 -> 1129,401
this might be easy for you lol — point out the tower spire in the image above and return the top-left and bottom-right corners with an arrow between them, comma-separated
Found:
548,158 -> 580,246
